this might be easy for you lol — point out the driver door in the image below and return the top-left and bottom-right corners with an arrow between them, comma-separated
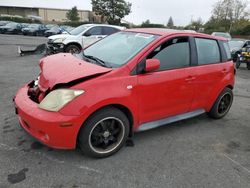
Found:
137,36 -> 196,125
82,26 -> 104,48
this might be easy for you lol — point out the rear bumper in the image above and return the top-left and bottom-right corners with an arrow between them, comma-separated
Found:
14,84 -> 84,149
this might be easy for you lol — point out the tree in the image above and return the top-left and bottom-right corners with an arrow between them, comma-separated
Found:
167,16 -> 174,28
92,0 -> 132,24
186,18 -> 203,31
66,6 -> 80,22
208,0 -> 249,32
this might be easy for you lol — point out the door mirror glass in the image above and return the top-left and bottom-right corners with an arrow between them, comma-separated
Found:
145,59 -> 160,72
83,31 -> 91,37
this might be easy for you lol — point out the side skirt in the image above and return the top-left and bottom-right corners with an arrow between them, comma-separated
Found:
137,109 -> 205,132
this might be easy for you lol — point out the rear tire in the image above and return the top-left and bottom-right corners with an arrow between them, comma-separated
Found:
208,87 -> 233,119
247,62 -> 250,70
78,107 -> 130,158
235,60 -> 241,69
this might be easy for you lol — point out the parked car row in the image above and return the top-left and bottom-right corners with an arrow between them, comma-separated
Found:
0,21 -> 74,36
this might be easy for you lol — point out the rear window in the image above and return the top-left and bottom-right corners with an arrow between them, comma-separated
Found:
103,27 -> 119,35
195,38 -> 220,65
223,42 -> 232,60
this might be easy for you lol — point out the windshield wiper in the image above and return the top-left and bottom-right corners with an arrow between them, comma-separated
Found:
83,54 -> 111,68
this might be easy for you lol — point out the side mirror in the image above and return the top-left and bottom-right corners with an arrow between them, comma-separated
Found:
83,31 -> 91,37
145,59 -> 160,72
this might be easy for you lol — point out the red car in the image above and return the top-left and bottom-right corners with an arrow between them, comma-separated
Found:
14,29 -> 235,158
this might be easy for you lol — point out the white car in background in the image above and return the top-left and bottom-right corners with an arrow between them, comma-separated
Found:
211,32 -> 232,40
47,24 -> 125,54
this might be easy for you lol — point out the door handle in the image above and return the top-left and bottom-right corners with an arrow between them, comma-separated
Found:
221,69 -> 228,74
185,76 -> 196,82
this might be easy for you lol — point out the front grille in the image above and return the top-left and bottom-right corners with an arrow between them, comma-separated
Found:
27,81 -> 44,103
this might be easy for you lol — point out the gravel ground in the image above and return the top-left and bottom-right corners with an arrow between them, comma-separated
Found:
0,34 -> 250,188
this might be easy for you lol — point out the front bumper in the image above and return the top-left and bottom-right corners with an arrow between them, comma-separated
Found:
13,84 -> 84,149
46,42 -> 65,54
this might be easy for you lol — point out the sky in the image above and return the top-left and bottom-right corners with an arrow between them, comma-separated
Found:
0,0 -> 219,26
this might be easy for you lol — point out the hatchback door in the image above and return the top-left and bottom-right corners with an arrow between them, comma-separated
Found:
137,36 -> 196,125
189,38 -> 232,111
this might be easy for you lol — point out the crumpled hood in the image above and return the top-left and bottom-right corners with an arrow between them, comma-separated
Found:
38,53 -> 112,91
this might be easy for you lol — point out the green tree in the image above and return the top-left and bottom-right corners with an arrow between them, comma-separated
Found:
92,0 -> 132,24
186,18 -> 203,31
66,6 -> 80,22
205,0 -> 249,33
167,16 -> 174,28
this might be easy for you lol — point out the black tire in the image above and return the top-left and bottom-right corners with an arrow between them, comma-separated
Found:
247,62 -> 250,70
235,59 -> 241,69
78,107 -> 130,158
208,87 -> 233,119
65,44 -> 81,54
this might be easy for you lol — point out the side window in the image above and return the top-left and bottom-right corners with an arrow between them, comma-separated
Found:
103,27 -> 119,35
147,37 -> 190,71
223,42 -> 232,61
88,27 -> 102,35
195,38 -> 220,65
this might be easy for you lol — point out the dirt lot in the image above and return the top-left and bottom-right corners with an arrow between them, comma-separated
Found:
0,34 -> 250,188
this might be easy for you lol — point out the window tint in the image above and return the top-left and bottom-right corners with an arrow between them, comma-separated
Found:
147,37 -> 190,71
223,42 -> 232,61
195,38 -> 220,65
103,27 -> 119,35
88,26 -> 102,35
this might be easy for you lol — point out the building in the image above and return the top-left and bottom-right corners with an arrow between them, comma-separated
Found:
0,5 -> 96,22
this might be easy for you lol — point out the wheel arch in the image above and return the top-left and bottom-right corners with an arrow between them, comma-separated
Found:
76,103 -> 134,147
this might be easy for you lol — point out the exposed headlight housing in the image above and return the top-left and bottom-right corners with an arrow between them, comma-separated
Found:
38,89 -> 84,112
53,38 -> 66,43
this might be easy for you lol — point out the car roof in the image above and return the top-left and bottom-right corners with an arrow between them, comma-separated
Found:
83,24 -> 125,30
124,28 -> 227,41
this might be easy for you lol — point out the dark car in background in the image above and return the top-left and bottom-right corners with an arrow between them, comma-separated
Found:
0,22 -> 22,34
22,24 -> 47,36
0,21 -> 11,26
229,38 -> 250,62
60,25 -> 75,34
44,25 -> 63,37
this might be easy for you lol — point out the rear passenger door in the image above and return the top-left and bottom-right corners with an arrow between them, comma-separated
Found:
190,38 -> 231,111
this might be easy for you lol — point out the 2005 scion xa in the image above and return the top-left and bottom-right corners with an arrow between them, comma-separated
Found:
14,28 -> 235,158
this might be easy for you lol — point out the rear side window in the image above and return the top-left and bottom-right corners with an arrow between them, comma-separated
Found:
222,42 -> 232,61
147,37 -> 190,71
103,27 -> 119,35
195,38 -> 220,65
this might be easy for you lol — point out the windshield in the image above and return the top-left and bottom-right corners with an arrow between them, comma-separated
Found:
229,40 -> 245,49
84,32 -> 159,67
70,25 -> 90,35
28,24 -> 40,29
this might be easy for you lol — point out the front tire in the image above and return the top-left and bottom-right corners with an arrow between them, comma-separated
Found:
78,107 -> 130,158
65,44 -> 81,54
208,87 -> 233,119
